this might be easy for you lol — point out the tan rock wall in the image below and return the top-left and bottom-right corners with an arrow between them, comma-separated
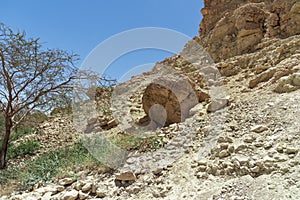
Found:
198,0 -> 300,61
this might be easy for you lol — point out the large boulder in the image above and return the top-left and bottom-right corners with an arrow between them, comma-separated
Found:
142,75 -> 208,127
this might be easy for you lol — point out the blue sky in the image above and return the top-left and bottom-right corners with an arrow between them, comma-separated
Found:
1,0 -> 204,81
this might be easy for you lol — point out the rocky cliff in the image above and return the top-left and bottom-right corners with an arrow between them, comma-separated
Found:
198,0 -> 300,61
1,1 -> 300,200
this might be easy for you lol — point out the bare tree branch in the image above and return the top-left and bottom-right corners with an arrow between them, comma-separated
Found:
0,23 -> 79,168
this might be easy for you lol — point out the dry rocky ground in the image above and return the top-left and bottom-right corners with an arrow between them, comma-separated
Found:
1,0 -> 300,199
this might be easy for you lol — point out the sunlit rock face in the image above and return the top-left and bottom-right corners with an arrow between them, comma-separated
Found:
198,0 -> 300,61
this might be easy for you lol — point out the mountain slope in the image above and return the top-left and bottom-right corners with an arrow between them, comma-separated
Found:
1,0 -> 300,199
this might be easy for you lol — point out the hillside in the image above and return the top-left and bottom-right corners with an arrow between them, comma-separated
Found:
1,0 -> 300,199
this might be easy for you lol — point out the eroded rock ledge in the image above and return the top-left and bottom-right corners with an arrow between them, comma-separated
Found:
198,0 -> 300,61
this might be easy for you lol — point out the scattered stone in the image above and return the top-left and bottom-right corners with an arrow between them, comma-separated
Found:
81,182 -> 93,193
288,160 -> 299,167
95,192 -> 106,199
207,164 -> 218,175
244,136 -> 256,143
191,163 -> 198,168
249,68 -> 276,89
59,178 -> 76,186
126,186 -> 142,194
274,154 -> 289,162
276,145 -> 284,153
274,72 -> 300,93
217,136 -> 233,143
286,147 -> 298,154
233,155 -> 250,165
42,192 -> 52,200
235,143 -> 248,152
196,172 -> 208,179
152,191 -> 161,198
220,143 -> 229,149
264,142 -> 273,149
91,184 -> 97,194
115,172 -> 137,187
78,191 -> 89,200
219,150 -> 230,158
61,190 -> 78,200
196,158 -> 208,166
56,185 -> 65,192
104,119 -> 118,130
228,145 -> 235,153
207,97 -> 230,112
250,166 -> 260,173
251,125 -> 268,133
44,185 -> 59,195
189,103 -> 205,116
74,182 -> 82,191
253,142 -> 264,148
115,172 -> 137,182
198,165 -> 207,172
263,156 -> 275,167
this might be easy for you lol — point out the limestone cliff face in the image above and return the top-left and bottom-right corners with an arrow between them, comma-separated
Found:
198,0 -> 300,61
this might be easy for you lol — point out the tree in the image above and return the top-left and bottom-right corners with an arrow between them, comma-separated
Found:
0,23 -> 78,168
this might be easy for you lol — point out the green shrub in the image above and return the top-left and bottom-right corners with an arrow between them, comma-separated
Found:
0,166 -> 20,185
0,128 -> 37,159
0,141 -> 100,189
10,127 -> 34,142
112,133 -> 164,151
22,142 -> 100,188
7,140 -> 40,159
22,111 -> 48,126
50,105 -> 72,116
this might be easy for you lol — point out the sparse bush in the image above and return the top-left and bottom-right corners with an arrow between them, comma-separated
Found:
50,105 -> 72,116
7,140 -> 40,159
0,139 -> 103,190
112,133 -> 164,151
0,128 -> 36,159
22,142 -> 100,189
10,127 -> 34,142
20,111 -> 48,127
0,166 -> 20,185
